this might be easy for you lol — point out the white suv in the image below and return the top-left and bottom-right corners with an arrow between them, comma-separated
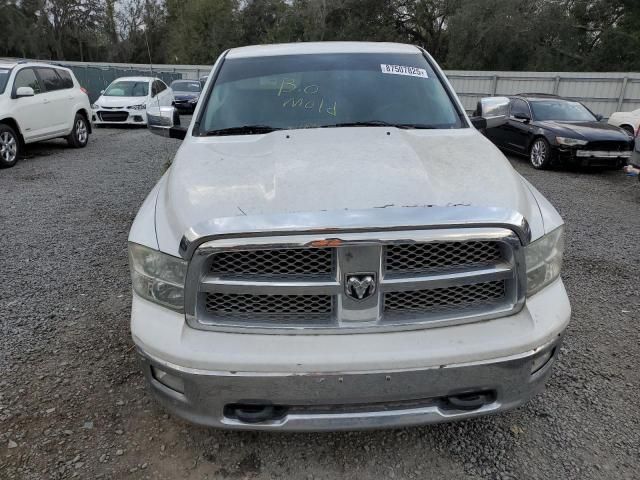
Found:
0,61 -> 92,168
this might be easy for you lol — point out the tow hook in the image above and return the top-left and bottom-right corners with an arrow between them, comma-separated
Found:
445,391 -> 494,411
225,403 -> 286,423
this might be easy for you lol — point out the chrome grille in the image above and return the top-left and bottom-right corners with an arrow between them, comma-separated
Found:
210,248 -> 332,278
386,241 -> 502,274
384,281 -> 506,313
188,228 -> 524,333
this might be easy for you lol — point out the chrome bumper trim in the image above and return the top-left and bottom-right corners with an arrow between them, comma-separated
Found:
575,150 -> 632,158
178,207 -> 531,259
137,333 -> 563,431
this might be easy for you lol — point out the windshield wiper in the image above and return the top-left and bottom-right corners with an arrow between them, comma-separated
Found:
202,125 -> 283,136
321,121 -> 437,129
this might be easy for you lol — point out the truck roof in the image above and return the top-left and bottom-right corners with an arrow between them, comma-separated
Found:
226,42 -> 421,59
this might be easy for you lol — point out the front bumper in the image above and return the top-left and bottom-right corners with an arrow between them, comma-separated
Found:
174,100 -> 197,111
556,147 -> 632,167
92,109 -> 147,125
132,278 -> 571,431
138,335 -> 563,431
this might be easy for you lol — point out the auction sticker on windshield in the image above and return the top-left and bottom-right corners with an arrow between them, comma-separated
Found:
380,64 -> 428,78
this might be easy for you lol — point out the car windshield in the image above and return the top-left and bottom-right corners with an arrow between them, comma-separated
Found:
200,53 -> 463,134
0,68 -> 11,94
104,81 -> 149,97
531,100 -> 596,122
171,80 -> 200,93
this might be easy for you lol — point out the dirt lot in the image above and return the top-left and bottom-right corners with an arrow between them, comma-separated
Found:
1,123 -> 639,480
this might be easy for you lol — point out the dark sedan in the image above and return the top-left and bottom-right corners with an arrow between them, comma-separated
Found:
170,80 -> 201,113
484,94 -> 634,169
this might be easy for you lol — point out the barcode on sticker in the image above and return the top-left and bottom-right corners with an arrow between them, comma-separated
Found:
380,64 -> 428,78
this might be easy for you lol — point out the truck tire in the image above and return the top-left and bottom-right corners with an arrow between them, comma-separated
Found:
0,124 -> 20,169
67,113 -> 89,148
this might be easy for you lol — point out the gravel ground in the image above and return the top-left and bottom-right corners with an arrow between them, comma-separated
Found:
1,123 -> 639,480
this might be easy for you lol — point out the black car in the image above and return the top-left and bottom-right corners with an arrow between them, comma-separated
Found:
170,79 -> 202,113
484,94 -> 634,169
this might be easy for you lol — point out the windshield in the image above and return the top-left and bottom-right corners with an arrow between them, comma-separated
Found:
200,53 -> 463,134
0,68 -> 10,94
104,81 -> 149,97
531,100 -> 596,122
171,80 -> 200,93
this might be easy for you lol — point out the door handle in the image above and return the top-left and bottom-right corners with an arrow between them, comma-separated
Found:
42,99 -> 50,104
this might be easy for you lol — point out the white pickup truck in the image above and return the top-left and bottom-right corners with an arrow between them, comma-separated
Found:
129,42 -> 570,431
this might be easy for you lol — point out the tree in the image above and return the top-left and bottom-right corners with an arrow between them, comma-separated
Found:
0,0 -> 638,71
44,0 -> 104,60
165,0 -> 240,64
239,0 -> 292,45
114,0 -> 168,63
392,0 -> 462,60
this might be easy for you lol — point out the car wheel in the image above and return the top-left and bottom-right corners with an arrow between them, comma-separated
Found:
0,124 -> 20,169
530,138 -> 552,169
620,125 -> 634,136
67,113 -> 89,148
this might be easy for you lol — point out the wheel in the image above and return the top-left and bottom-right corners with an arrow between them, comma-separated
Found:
0,124 -> 20,169
67,113 -> 89,148
620,125 -> 634,136
530,137 -> 552,169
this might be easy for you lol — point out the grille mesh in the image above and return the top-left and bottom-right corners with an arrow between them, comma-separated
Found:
205,293 -> 332,319
585,140 -> 630,151
384,281 -> 506,314
385,241 -> 502,274
197,237 -> 515,329
98,111 -> 128,122
210,248 -> 332,278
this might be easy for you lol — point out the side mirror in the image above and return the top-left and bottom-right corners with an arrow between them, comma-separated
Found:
595,113 -> 603,121
147,106 -> 187,140
100,89 -> 105,95
15,86 -> 35,97
471,96 -> 510,129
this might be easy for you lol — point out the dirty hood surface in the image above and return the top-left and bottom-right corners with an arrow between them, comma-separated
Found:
156,127 -> 541,253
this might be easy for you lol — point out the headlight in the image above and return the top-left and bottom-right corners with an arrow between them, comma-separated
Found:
128,243 -> 187,311
189,97 -> 199,103
525,226 -> 565,296
127,104 -> 146,110
91,104 -> 99,110
556,136 -> 587,146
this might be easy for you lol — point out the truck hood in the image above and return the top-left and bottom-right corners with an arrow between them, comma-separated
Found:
156,127 -> 543,255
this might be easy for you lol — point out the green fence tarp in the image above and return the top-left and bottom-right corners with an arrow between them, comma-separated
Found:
64,65 -> 182,103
